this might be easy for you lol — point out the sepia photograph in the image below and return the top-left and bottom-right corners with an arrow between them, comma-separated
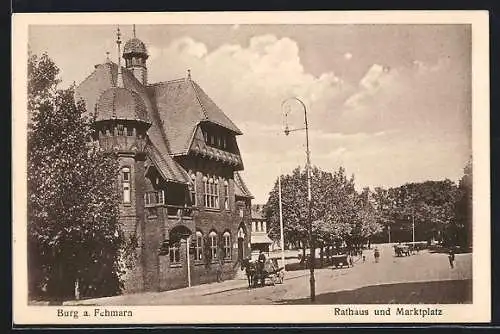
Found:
12,11 -> 490,324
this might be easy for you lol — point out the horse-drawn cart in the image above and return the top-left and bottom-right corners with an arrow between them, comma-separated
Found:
331,254 -> 351,268
241,258 -> 284,288
394,244 -> 411,257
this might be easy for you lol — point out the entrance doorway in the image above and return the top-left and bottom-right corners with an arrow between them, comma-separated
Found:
237,224 -> 246,261
238,237 -> 244,261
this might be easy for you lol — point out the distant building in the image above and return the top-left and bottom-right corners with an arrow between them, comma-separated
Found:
76,27 -> 253,293
250,205 -> 274,259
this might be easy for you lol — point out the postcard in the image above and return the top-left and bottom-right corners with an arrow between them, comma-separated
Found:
12,10 -> 490,324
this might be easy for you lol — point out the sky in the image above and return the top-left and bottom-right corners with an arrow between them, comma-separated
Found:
29,24 -> 472,204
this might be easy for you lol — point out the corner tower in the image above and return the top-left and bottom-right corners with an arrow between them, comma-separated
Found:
92,27 -> 153,292
123,25 -> 148,85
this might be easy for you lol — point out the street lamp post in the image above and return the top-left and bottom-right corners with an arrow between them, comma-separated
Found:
278,175 -> 286,272
282,97 -> 315,302
412,213 -> 415,244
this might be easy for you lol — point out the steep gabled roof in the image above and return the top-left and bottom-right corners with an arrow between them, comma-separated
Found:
145,144 -> 190,184
234,171 -> 253,199
147,78 -> 242,156
190,81 -> 242,135
76,62 -> 187,184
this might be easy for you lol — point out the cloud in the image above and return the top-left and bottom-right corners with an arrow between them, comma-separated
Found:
145,35 -> 470,203
332,57 -> 470,137
167,37 -> 208,59
148,34 -> 347,129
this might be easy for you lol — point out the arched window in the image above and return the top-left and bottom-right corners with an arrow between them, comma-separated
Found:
209,231 -> 218,260
223,180 -> 229,210
223,231 -> 231,260
195,230 -> 203,261
263,221 -> 267,233
203,175 -> 220,209
251,221 -> 256,232
122,167 -> 131,204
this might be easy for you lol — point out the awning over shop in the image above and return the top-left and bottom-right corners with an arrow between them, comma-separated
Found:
251,234 -> 274,244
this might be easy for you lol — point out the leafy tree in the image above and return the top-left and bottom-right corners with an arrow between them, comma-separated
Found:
453,158 -> 473,248
264,166 -> 381,263
351,187 -> 383,247
383,180 -> 459,243
265,167 -> 310,261
372,187 -> 393,242
27,53 -> 124,300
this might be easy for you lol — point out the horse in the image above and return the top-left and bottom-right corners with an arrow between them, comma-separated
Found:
241,258 -> 257,288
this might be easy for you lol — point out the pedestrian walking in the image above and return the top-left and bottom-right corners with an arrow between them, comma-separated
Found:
374,247 -> 380,263
448,248 -> 455,269
257,250 -> 266,286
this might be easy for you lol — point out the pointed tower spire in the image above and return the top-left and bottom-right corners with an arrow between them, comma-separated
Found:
116,25 -> 123,88
133,24 -> 136,38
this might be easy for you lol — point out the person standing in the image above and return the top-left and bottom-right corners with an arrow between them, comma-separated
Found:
374,247 -> 380,263
448,248 -> 455,269
257,250 -> 266,286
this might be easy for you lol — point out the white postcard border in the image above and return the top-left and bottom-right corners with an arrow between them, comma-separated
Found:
12,11 -> 490,325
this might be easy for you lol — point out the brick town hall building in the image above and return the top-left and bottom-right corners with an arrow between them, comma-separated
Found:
76,28 -> 253,293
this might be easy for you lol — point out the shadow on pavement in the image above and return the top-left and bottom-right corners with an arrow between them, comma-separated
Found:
285,258 -> 343,271
276,279 -> 472,305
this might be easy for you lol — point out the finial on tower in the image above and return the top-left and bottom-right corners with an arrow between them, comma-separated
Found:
105,51 -> 111,63
133,24 -> 136,38
116,26 -> 122,45
187,69 -> 191,80
116,25 -> 123,88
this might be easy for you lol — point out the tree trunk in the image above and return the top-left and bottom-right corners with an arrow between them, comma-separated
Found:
301,241 -> 306,267
320,245 -> 324,267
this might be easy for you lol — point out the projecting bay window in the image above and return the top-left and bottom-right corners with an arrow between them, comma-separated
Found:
203,176 -> 219,209
122,167 -> 131,204
144,190 -> 165,207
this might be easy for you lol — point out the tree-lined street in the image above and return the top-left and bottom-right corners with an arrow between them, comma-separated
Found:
27,29 -> 473,305
63,244 -> 471,305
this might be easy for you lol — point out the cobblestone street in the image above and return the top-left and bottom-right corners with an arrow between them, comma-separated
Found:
65,244 -> 472,305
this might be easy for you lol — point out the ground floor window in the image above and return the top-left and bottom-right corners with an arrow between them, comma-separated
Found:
169,241 -> 180,264
195,231 -> 203,261
223,231 -> 231,260
209,231 -> 218,260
